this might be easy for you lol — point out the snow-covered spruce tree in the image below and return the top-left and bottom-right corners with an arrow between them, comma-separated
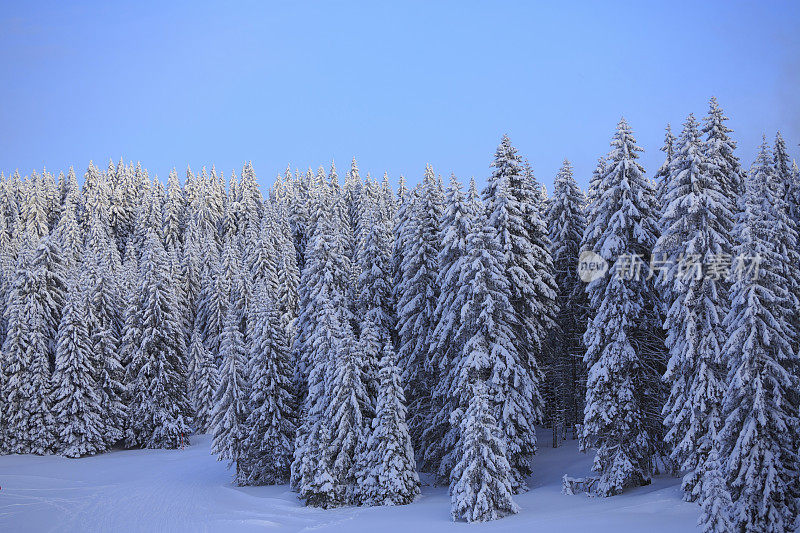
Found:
84,217 -> 127,447
21,175 -> 49,242
358,341 -> 420,506
467,177 -> 482,215
2,246 -> 57,454
449,214 -> 528,494
29,234 -> 68,357
291,301 -> 342,508
211,293 -> 250,484
292,191 -> 348,399
343,157 -> 362,264
355,205 -> 395,405
189,323 -> 218,433
655,114 -> 735,502
396,167 -> 441,456
390,176 -> 412,349
379,172 -> 396,225
482,136 -> 556,490
326,318 -> 370,505
584,157 -> 607,230
225,237 -> 254,341
719,141 -> 800,532
697,437 -> 732,533
125,230 -> 191,449
18,235 -> 67,455
450,382 -> 519,523
109,159 -> 136,255
163,168 -> 185,255
53,186 -> 83,269
772,131 -> 800,338
245,213 -> 279,298
545,159 -> 588,444
356,205 -> 395,344
81,161 -> 112,235
196,241 -> 228,364
284,166 -> 309,274
784,156 -> 800,230
654,124 -> 676,206
180,216 -> 204,343
581,118 -> 667,496
272,203 -> 300,341
424,174 -> 475,480
240,282 -> 296,485
291,196 -> 356,506
51,275 -> 106,457
701,97 -> 744,200
42,169 -> 60,232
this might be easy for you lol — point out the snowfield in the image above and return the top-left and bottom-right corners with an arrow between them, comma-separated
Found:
0,430 -> 700,532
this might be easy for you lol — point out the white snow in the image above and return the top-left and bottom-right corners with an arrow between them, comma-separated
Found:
0,429 -> 700,532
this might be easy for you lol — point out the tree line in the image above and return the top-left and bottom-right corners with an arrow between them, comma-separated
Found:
0,96 -> 797,529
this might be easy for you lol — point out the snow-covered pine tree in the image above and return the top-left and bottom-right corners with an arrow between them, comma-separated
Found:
2,244 -> 58,455
163,168 -> 185,255
584,157 -> 607,223
453,212 -> 531,493
545,159 -> 588,444
42,169 -> 60,231
697,437 -> 732,533
211,291 -> 250,484
245,213 -> 278,298
655,114 -> 735,502
21,174 -> 49,242
355,204 -> 394,405
51,275 -> 107,457
654,124 -> 676,206
240,281 -> 296,485
180,215 -> 204,342
84,222 -> 127,448
343,157 -> 362,265
24,236 -> 67,454
125,230 -> 191,449
326,318 -> 370,505
719,140 -> 800,532
53,186 -> 83,269
109,159 -> 136,255
356,205 -> 394,344
482,136 -> 556,490
358,341 -> 420,506
581,118 -> 667,496
396,167 -> 441,457
189,323 -> 218,433
30,234 -> 68,356
390,176 -> 412,350
292,190 -> 349,399
424,174 -> 474,480
81,162 -> 112,234
701,97 -> 744,200
450,382 -> 519,523
237,161 -> 263,241
291,201 -> 353,507
379,172 -> 395,225
196,242 -> 228,365
274,204 -> 300,341
466,177 -> 482,215
772,131 -> 800,342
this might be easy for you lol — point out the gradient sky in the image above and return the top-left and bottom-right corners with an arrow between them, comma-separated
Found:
1,1 -> 799,192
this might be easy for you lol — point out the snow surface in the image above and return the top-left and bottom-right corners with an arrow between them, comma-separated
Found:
0,429 -> 700,532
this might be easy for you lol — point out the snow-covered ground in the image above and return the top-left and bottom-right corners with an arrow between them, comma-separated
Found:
0,430 -> 699,532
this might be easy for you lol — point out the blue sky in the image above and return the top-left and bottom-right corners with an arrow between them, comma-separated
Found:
1,1 -> 798,191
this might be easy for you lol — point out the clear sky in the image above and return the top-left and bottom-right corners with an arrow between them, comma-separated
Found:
1,1 -> 798,192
